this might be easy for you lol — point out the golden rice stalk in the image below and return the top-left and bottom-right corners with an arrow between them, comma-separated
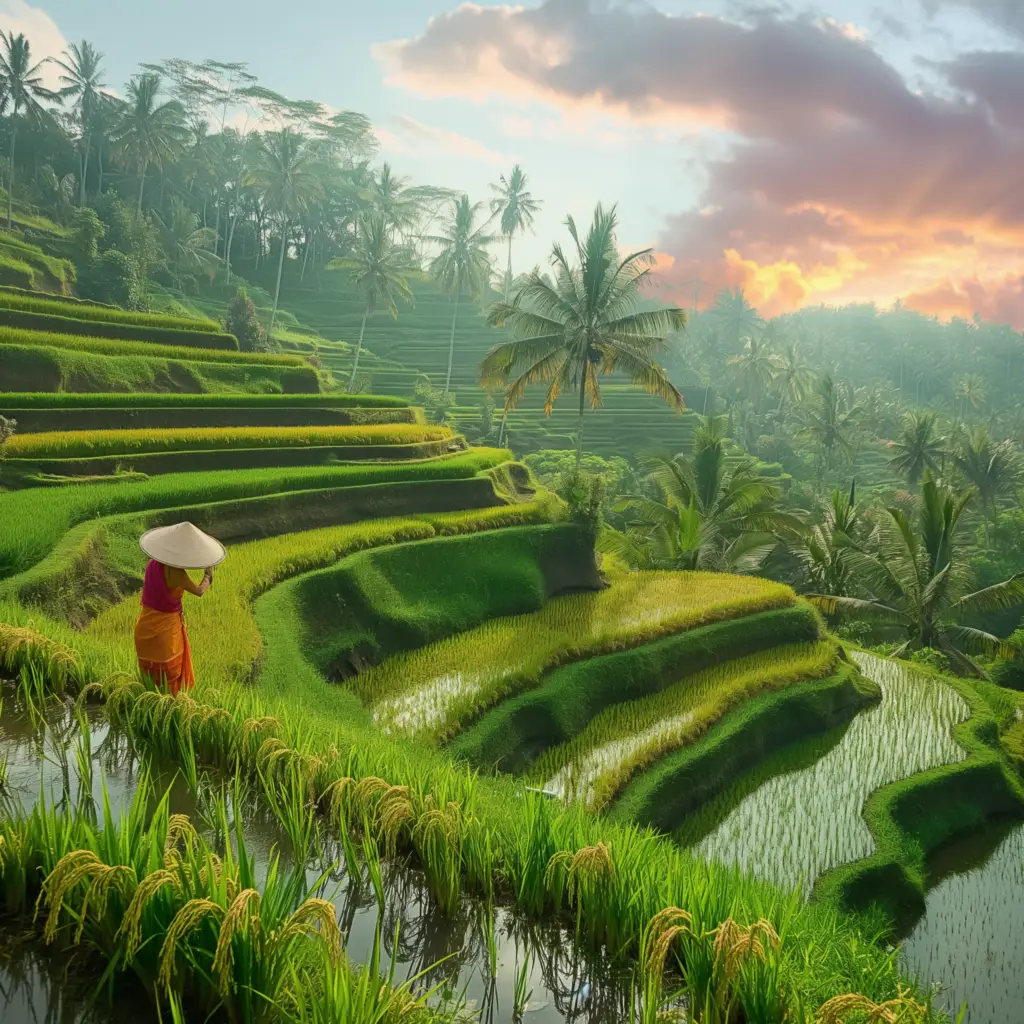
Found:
212,888 -> 262,995
164,814 -> 200,870
241,716 -> 280,743
256,736 -> 287,765
158,898 -> 224,991
321,776 -> 354,820
37,850 -> 103,944
378,786 -> 415,854
0,624 -> 80,686
644,908 -> 694,978
353,776 -> 391,807
567,842 -> 614,901
278,898 -> 342,962
543,850 -> 572,891
118,869 -> 181,957
711,917 -> 780,989
816,986 -> 928,1024
74,864 -> 135,943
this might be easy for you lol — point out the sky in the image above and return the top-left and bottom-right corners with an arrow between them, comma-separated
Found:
4,0 -> 1024,325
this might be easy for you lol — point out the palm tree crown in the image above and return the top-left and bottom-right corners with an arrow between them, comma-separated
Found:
109,73 -> 188,212
810,475 -> 1024,674
0,30 -> 53,229
951,426 -> 1021,546
54,40 -> 106,205
155,197 -> 220,288
482,203 -> 685,466
490,164 -> 541,300
888,411 -> 946,487
427,195 -> 498,393
328,214 -> 415,389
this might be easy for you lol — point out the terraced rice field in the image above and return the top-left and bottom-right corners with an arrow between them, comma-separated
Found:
687,654 -> 969,893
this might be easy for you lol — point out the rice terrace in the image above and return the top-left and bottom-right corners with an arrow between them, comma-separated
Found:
2,3 -> 1024,1023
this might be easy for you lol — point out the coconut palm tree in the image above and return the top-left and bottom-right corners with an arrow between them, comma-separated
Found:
771,342 -> 815,415
614,414 -> 798,571
810,476 -> 1024,675
327,214 -> 415,390
951,426 -> 1021,548
954,373 -> 987,422
727,335 -> 774,409
888,411 -> 946,487
709,287 -> 764,348
792,481 -> 864,597
428,195 -> 498,393
54,41 -> 106,206
155,197 -> 220,288
490,165 -> 541,302
0,31 -> 53,230
253,128 -> 324,330
109,73 -> 188,212
482,203 -> 685,467
798,375 -> 861,476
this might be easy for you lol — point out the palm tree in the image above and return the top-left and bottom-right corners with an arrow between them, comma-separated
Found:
327,214 -> 415,390
490,165 -> 541,301
888,411 -> 946,487
798,375 -> 861,476
771,343 -> 814,415
54,41 -> 106,206
951,426 -> 1021,548
155,197 -> 220,288
810,476 -> 1024,675
615,415 -> 797,571
428,195 -> 498,393
0,31 -> 53,230
253,128 -> 324,330
727,335 -> 774,409
482,204 -> 685,467
372,163 -> 452,240
954,373 -> 987,422
709,287 -> 764,347
793,481 -> 863,597
109,73 -> 187,212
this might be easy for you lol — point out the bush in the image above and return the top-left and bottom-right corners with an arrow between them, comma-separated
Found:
77,250 -> 142,309
558,469 -> 605,538
70,207 -> 104,264
225,288 -> 267,353
413,374 -> 456,424
910,647 -> 951,673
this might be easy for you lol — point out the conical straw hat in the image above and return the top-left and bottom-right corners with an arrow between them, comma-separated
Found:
139,522 -> 226,570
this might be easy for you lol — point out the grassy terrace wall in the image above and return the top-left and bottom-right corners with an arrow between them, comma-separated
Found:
449,603 -> 825,773
0,391 -> 408,409
286,524 -> 601,677
608,660 -> 877,829
0,291 -> 221,331
814,653 -> 1024,933
0,344 -> 320,394
0,306 -> 239,349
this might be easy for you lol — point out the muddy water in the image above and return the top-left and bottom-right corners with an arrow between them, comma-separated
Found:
689,654 -> 969,894
0,684 -> 672,1023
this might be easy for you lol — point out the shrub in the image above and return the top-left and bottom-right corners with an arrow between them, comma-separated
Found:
910,647 -> 951,673
70,207 -> 104,263
77,249 -> 142,309
226,287 -> 267,353
558,469 -> 605,538
413,374 -> 456,423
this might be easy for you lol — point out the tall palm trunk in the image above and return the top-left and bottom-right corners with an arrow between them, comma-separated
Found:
225,213 -> 238,286
575,360 -> 588,468
7,108 -> 19,231
137,159 -> 148,213
504,234 -> 512,301
97,143 -> 104,194
349,306 -> 368,391
270,220 -> 287,332
445,285 -> 461,394
79,132 -> 91,206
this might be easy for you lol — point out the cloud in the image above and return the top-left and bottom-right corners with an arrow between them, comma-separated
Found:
921,0 -> 1024,38
375,114 -> 508,165
377,1 -> 1024,326
0,0 -> 68,91
906,274 -> 1024,325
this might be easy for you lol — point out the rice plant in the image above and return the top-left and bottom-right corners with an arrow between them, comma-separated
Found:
362,572 -> 796,743
691,654 -> 969,893
0,291 -> 221,332
0,323 -> 305,366
534,641 -> 839,810
0,391 -> 409,409
6,423 -> 453,460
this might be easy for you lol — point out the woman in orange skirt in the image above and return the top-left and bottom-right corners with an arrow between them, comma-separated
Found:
134,522 -> 225,695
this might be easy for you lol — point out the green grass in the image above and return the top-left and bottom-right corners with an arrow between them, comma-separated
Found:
357,572 -> 797,744
0,289 -> 221,331
6,423 -> 452,459
0,390 -> 409,409
285,524 -> 597,678
534,641 -> 840,811
0,343 -> 322,395
448,604 -> 823,774
0,448 -> 511,578
0,323 -> 300,366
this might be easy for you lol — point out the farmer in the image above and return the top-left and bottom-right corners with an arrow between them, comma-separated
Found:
134,521 -> 225,696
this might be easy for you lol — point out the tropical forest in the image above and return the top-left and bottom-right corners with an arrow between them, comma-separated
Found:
0,7 -> 1023,1024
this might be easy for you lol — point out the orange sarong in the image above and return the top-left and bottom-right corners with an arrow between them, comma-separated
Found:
134,607 -> 195,696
